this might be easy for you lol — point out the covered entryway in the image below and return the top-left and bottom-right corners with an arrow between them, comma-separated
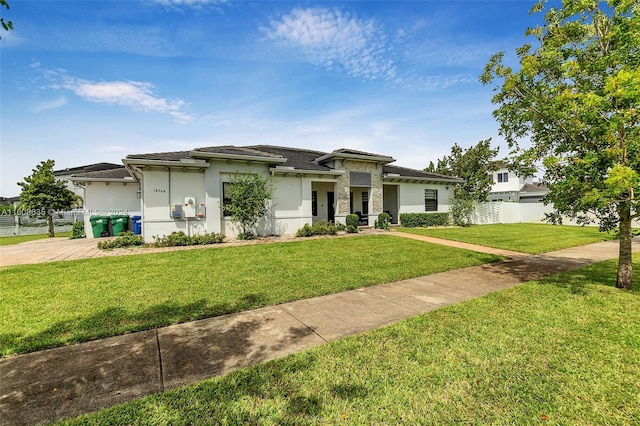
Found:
383,184 -> 399,224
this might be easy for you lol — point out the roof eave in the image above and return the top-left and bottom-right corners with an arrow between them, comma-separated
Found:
383,176 -> 463,184
123,158 -> 210,168
189,151 -> 287,164
315,152 -> 395,164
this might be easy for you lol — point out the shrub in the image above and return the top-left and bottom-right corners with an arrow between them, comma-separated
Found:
296,224 -> 314,237
346,214 -> 360,233
153,231 -> 226,247
71,221 -> 85,239
335,222 -> 347,232
311,220 -> 337,235
152,231 -> 192,247
237,232 -> 256,240
295,220 -> 338,237
97,231 -> 144,250
374,212 -> 391,230
399,213 -> 450,228
190,232 -> 226,245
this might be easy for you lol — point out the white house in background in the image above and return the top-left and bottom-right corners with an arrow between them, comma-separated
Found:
72,145 -> 461,241
487,166 -> 548,203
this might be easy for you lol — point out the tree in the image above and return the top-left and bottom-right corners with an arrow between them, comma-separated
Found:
226,172 -> 273,239
1,0 -> 13,38
18,160 -> 77,238
426,139 -> 500,226
481,0 -> 639,290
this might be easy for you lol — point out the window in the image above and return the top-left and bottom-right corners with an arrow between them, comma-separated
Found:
425,189 -> 438,211
497,172 -> 509,183
350,171 -> 371,187
222,182 -> 232,216
312,191 -> 318,216
362,192 -> 369,215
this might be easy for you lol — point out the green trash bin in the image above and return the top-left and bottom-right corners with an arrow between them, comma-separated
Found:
110,215 -> 129,236
90,216 -> 110,238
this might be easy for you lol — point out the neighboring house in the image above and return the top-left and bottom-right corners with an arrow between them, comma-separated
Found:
487,166 -> 548,203
54,163 -> 123,207
74,145 -> 461,241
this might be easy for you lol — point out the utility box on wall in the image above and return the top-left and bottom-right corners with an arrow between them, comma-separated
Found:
183,196 -> 196,218
197,203 -> 206,219
171,204 -> 183,219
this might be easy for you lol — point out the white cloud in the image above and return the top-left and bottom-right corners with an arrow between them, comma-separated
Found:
32,96 -> 67,112
262,7 -> 396,81
62,78 -> 194,123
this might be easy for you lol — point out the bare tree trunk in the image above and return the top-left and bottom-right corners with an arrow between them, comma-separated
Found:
616,207 -> 633,290
47,213 -> 55,238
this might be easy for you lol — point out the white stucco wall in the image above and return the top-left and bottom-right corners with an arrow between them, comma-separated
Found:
141,168 -> 206,242
83,181 -> 141,238
397,183 -> 453,215
490,168 -> 533,193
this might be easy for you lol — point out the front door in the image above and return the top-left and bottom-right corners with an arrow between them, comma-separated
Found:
327,192 -> 335,223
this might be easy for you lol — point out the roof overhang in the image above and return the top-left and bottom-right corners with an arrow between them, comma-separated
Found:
69,177 -> 137,184
123,158 -> 210,169
315,152 -> 395,164
383,175 -> 463,184
270,167 -> 344,177
189,151 -> 288,164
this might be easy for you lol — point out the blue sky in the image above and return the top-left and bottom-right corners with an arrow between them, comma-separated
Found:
1,0 -> 544,196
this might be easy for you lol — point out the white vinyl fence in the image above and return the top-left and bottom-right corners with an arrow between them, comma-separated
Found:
0,210 -> 84,237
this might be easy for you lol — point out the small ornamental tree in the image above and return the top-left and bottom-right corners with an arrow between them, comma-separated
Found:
426,139 -> 500,226
226,172 -> 273,239
481,0 -> 639,290
18,160 -> 77,237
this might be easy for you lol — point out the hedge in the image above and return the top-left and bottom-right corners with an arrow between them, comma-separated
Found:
399,212 -> 450,228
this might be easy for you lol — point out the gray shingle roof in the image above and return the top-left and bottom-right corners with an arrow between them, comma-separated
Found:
124,144 -> 459,181
126,150 -> 192,161
53,162 -> 122,176
383,164 -> 462,182
71,167 -> 133,180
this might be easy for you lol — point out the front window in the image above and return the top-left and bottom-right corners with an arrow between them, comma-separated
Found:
497,172 -> 508,183
312,191 -> 318,216
222,182 -> 232,216
362,192 -> 369,215
425,189 -> 438,212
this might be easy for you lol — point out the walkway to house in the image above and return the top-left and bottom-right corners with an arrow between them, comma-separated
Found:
1,237 -> 637,425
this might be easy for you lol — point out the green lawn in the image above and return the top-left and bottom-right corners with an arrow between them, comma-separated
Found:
61,255 -> 640,425
0,232 -> 72,246
398,223 -> 613,254
0,235 -> 500,357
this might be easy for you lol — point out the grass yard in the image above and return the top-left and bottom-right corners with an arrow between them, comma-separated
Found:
398,223 -> 613,254
60,254 -> 640,425
0,235 -> 500,357
0,232 -> 72,246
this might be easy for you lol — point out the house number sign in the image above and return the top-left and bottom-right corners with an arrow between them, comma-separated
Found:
153,189 -> 166,193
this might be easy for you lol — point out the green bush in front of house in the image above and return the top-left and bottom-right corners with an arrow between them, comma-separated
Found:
374,212 -> 391,230
152,231 -> 225,247
295,220 -> 338,237
71,221 -> 85,239
97,231 -> 145,250
346,214 -> 360,233
399,213 -> 450,228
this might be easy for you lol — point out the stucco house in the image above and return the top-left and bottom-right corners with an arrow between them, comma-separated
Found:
487,166 -> 548,203
71,145 -> 461,241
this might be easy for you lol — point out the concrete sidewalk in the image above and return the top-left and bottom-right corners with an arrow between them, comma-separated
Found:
1,239 -> 636,425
